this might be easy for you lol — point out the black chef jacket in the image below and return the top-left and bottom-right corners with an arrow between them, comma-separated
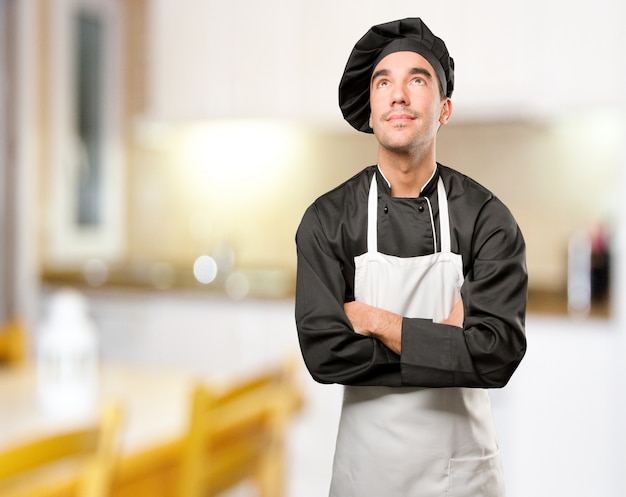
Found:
295,164 -> 527,389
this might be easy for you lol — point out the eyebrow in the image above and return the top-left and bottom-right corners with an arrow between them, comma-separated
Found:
371,66 -> 433,84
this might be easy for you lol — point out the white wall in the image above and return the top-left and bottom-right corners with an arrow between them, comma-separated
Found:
492,316 -> 622,497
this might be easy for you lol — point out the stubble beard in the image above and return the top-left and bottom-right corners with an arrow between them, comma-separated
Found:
375,111 -> 439,157
377,122 -> 425,156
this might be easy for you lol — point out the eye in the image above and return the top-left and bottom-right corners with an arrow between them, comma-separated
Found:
410,77 -> 425,86
375,79 -> 390,89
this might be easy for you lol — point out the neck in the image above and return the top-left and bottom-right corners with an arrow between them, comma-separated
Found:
377,146 -> 437,198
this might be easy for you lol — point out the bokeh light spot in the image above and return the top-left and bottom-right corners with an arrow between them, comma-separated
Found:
193,255 -> 217,284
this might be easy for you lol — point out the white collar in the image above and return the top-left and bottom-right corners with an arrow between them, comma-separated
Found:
376,164 -> 438,194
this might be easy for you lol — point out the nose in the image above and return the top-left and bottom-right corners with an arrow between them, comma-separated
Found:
391,84 -> 409,106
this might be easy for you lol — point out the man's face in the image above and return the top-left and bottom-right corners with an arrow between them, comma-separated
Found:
368,51 -> 451,153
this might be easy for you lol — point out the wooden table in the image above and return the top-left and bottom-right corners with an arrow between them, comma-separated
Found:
0,363 -> 202,496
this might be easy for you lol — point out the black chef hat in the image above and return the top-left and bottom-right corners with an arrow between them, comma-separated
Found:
339,18 -> 455,133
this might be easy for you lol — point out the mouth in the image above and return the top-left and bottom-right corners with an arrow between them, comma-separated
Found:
385,111 -> 417,124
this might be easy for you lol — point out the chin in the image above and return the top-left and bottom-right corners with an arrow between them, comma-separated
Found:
381,141 -> 416,154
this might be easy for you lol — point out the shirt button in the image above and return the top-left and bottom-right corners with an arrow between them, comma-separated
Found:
418,204 -> 425,212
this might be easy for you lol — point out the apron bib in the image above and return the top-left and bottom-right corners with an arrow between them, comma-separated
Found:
329,174 -> 505,497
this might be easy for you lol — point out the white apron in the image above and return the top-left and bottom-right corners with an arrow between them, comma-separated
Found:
329,174 -> 505,497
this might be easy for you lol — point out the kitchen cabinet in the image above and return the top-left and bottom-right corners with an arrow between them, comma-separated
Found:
145,0 -> 624,123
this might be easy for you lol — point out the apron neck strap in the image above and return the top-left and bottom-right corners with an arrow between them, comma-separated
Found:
367,174 -> 379,253
366,174 -> 451,254
437,178 -> 451,253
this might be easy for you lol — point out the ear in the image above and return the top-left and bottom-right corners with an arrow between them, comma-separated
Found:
439,98 -> 453,125
369,113 -> 373,129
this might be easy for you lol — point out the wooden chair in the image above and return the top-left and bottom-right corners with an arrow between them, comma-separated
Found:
177,357 -> 303,497
0,403 -> 122,497
0,319 -> 28,366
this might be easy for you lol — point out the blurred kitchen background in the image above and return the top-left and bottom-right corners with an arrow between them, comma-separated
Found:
1,0 -> 626,496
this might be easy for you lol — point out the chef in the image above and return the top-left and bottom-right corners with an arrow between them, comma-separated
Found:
294,17 -> 528,497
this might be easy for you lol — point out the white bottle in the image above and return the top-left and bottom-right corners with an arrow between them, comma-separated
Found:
567,231 -> 592,317
36,288 -> 99,417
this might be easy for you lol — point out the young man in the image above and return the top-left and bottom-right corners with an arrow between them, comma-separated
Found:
295,18 -> 527,497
